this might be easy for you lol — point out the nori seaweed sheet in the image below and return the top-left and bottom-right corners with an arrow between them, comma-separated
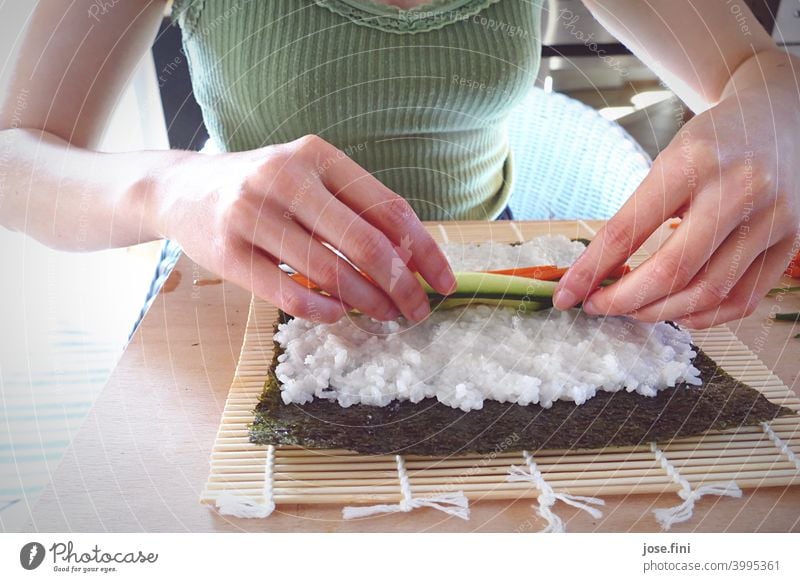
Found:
250,313 -> 794,457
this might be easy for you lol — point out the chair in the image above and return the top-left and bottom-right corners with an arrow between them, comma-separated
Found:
505,87 -> 652,220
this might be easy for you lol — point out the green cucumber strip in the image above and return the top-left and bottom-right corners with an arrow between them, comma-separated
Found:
774,312 -> 800,322
420,272 -> 557,301
431,297 -> 548,313
768,286 -> 800,297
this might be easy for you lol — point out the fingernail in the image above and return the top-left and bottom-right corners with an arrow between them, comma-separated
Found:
383,306 -> 401,321
582,297 -> 599,315
411,302 -> 430,322
553,287 -> 577,310
438,270 -> 457,294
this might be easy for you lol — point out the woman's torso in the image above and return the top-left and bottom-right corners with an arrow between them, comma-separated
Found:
172,0 -> 544,220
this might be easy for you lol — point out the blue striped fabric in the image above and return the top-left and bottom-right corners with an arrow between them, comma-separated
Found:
1,326 -> 122,530
0,235 -> 171,531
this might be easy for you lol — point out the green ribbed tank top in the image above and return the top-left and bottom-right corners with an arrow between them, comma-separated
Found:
171,0 -> 544,220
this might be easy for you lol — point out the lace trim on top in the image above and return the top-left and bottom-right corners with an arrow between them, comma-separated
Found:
314,0 -> 505,34
169,0 -> 206,32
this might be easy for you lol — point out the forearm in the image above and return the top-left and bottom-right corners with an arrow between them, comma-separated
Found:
582,0 -> 778,112
0,128 -> 189,251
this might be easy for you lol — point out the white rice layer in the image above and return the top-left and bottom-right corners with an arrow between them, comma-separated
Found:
274,236 -> 702,411
440,236 -> 587,271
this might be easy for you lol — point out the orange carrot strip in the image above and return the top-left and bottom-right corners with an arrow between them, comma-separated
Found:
485,263 -> 632,282
785,250 -> 800,278
289,273 -> 320,290
289,269 -> 379,289
485,265 -> 567,280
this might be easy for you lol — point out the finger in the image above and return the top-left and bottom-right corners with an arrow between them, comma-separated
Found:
319,145 -> 456,295
553,152 -> 695,310
253,212 -> 400,321
288,180 -> 432,321
675,237 -> 795,329
582,181 -> 744,317
631,208 -> 785,322
222,240 -> 346,323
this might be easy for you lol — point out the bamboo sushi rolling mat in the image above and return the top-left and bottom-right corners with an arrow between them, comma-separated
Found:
201,221 -> 800,524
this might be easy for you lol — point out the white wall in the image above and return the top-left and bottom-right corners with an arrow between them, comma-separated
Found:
0,1 -> 171,532
0,1 -> 37,94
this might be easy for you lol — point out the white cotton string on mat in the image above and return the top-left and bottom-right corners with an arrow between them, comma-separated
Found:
761,422 -> 800,471
649,442 -> 741,530
342,455 -> 470,520
507,450 -> 605,533
215,445 -> 276,518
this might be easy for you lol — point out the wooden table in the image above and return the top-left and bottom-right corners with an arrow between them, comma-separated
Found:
24,222 -> 800,532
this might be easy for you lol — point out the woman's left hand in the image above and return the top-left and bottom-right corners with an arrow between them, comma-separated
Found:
552,78 -> 800,328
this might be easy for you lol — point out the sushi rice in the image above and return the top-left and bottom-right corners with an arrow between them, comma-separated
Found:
274,235 -> 702,411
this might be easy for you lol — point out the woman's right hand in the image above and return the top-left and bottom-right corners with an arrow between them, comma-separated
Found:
3,2 -> 454,323
153,134 -> 457,323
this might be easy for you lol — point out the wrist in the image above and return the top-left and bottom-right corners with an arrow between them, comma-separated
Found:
123,148 -> 200,242
721,48 -> 800,102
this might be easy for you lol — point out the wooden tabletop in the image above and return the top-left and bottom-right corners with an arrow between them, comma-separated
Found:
24,221 -> 800,532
